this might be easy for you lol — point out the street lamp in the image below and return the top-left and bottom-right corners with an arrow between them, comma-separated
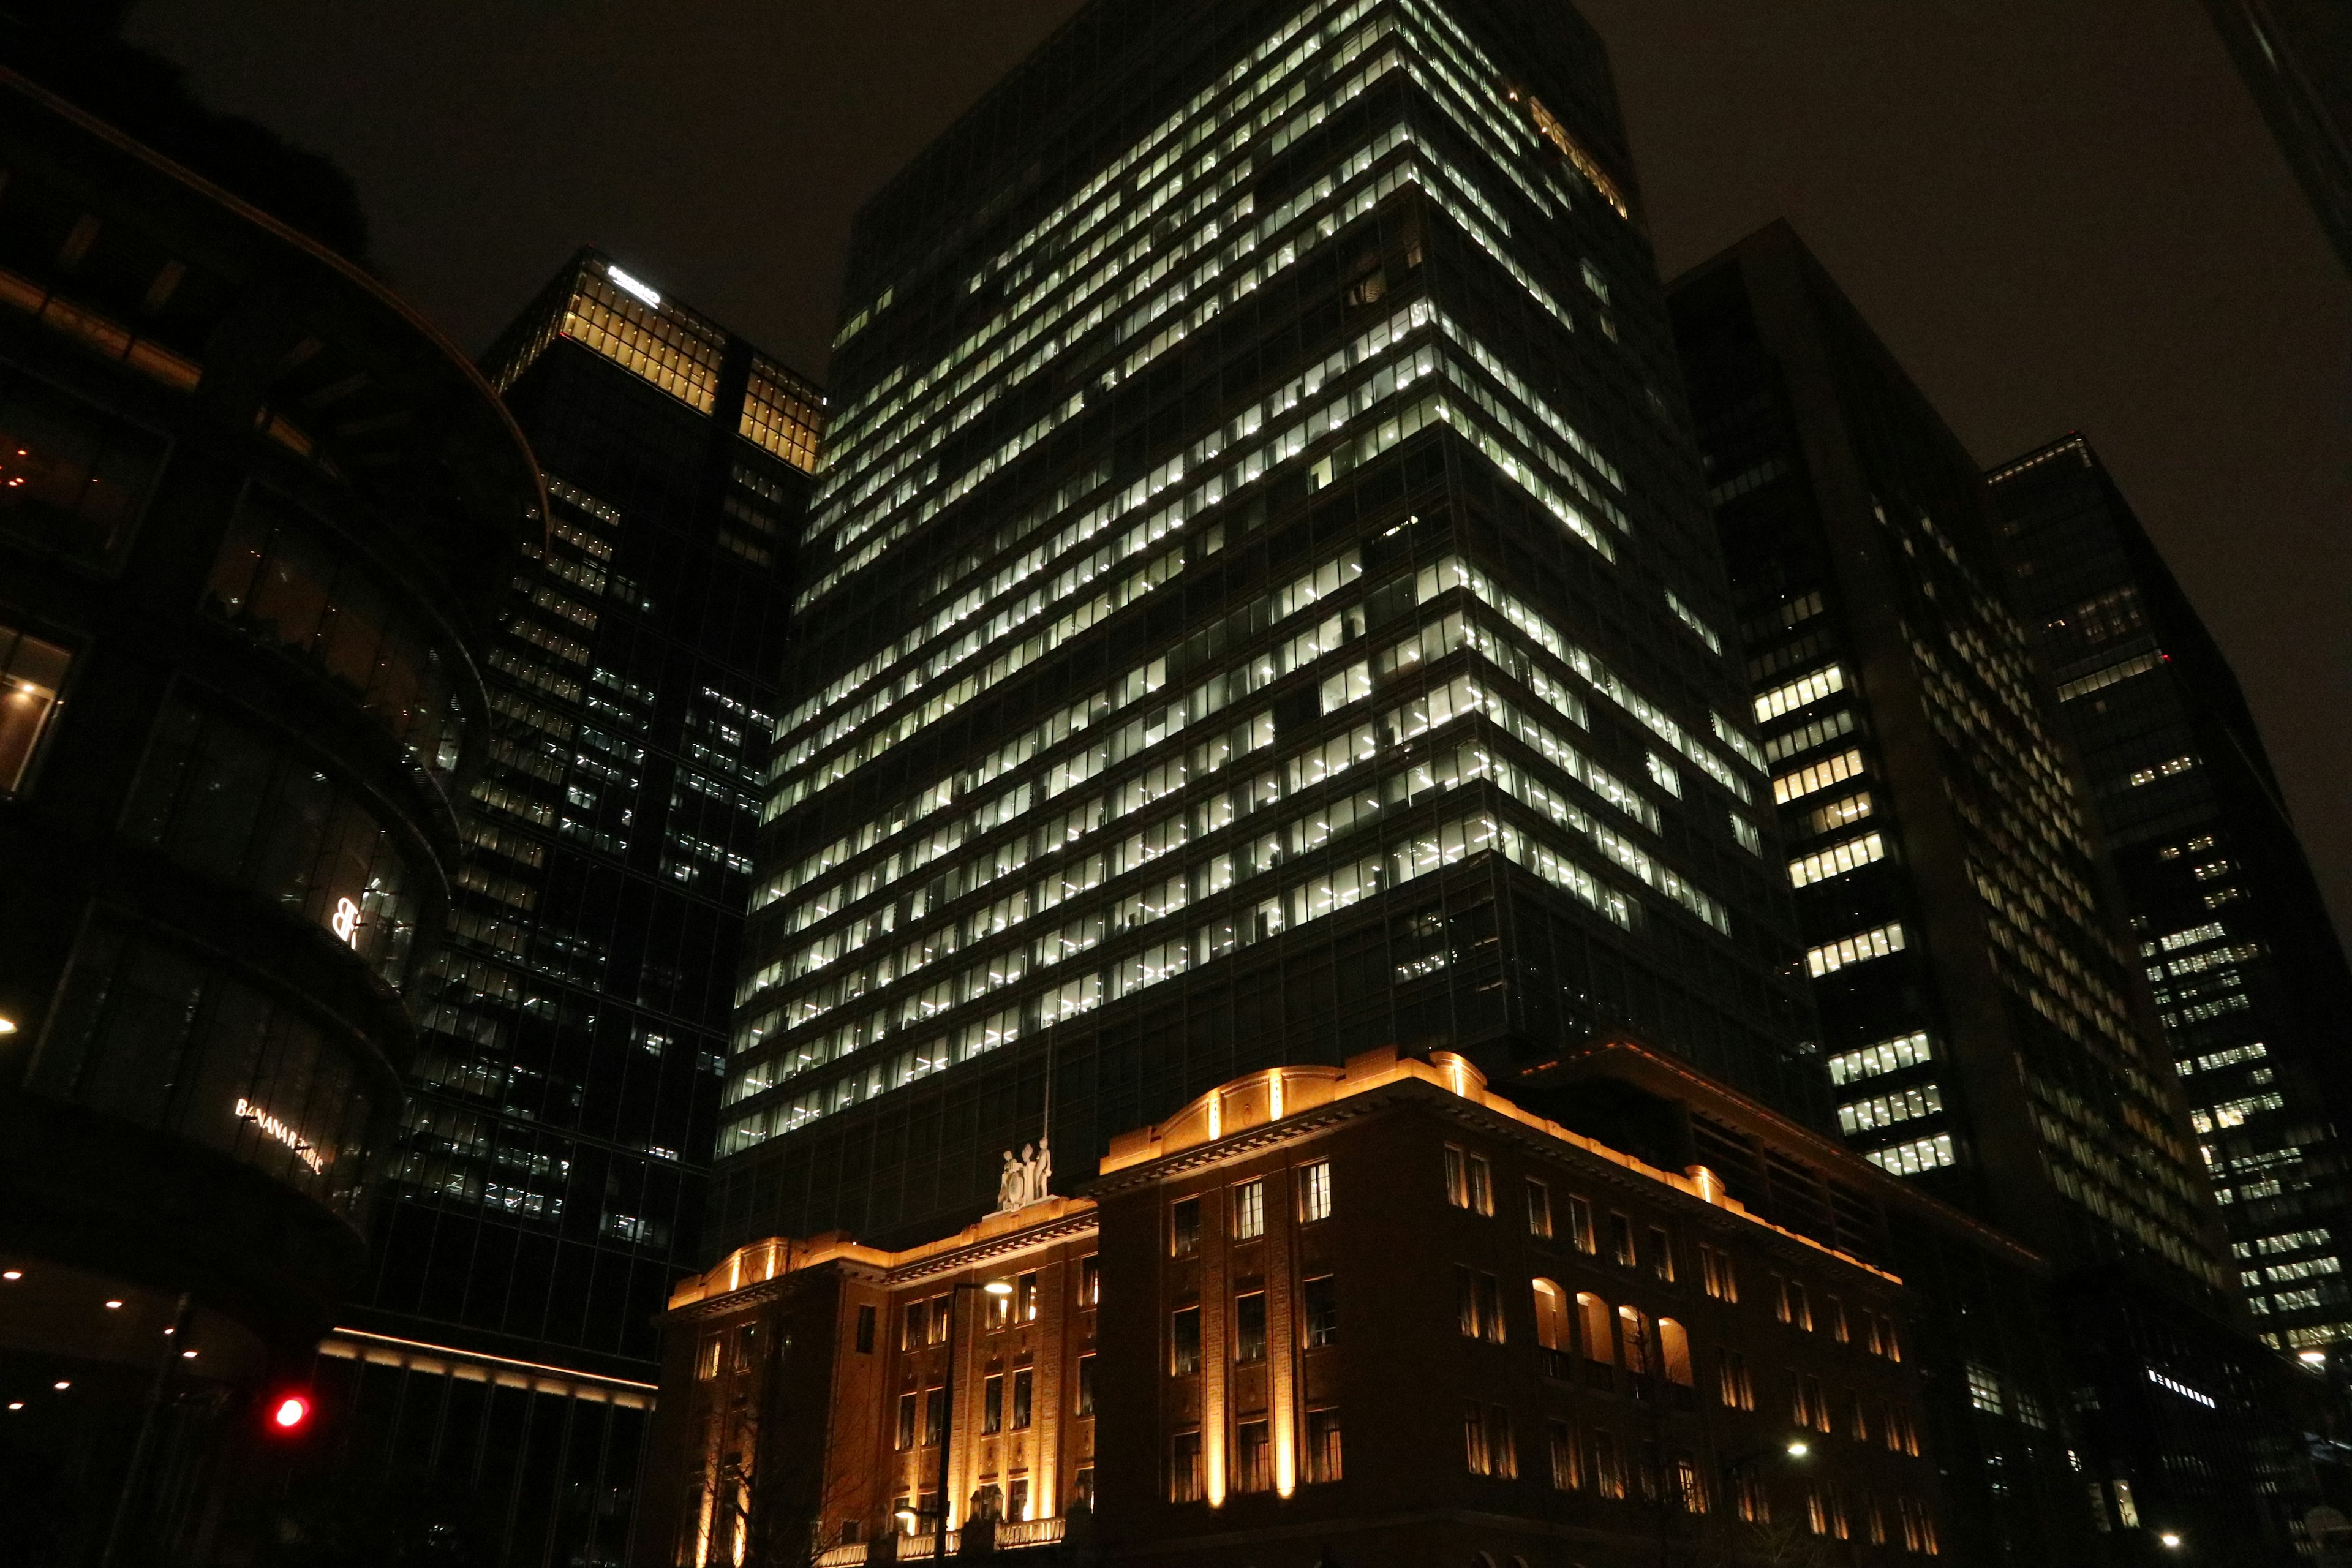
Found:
925,1279 -> 1015,1551
2160,1532 -> 2184,1550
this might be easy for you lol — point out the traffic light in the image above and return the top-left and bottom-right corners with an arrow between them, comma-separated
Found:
266,1393 -> 311,1435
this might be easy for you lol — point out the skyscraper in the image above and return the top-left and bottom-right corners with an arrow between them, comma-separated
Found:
1668,221 -> 2313,1561
715,0 -> 1819,1258
1989,433 -> 2352,1361
268,251 -> 823,1561
2199,0 -> 2352,277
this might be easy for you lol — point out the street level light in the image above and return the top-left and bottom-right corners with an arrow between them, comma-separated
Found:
2301,1350 -> 2328,1366
1786,1441 -> 1809,1458
2160,1532 -> 2183,1550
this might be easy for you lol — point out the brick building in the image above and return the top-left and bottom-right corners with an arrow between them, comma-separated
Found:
643,1046 -> 1967,1566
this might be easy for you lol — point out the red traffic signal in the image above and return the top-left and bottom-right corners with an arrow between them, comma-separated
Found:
268,1393 -> 311,1433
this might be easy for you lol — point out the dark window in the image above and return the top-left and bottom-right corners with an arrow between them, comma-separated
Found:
1235,1291 -> 1268,1363
1234,1419 -> 1272,1492
1076,1354 -> 1096,1416
1017,1270 -> 1038,1321
1012,1366 -> 1033,1429
895,1392 -> 916,1451
903,1301 -> 927,1351
982,1373 -> 1004,1434
1306,1408 -> 1343,1483
1080,1254 -> 1101,1305
124,698 -> 421,982
1608,1212 -> 1637,1268
1526,1180 -> 1553,1238
1303,1275 -> 1338,1347
1171,1305 -> 1202,1376
205,490 -> 461,773
1170,1431 -> 1204,1502
0,371 -> 165,567
1172,1196 -> 1202,1256
856,1305 -> 876,1354
924,1386 -> 946,1446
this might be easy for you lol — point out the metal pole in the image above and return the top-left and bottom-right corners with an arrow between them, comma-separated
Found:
99,1291 -> 194,1568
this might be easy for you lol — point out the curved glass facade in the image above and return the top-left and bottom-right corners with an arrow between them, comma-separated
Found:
124,695 -> 421,986
203,488 -> 467,782
32,914 -> 379,1219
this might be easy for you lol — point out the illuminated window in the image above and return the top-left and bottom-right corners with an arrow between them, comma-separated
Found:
1017,1270 -> 1038,1322
1577,1291 -> 1615,1366
1532,1278 -> 1571,1372
1568,1195 -> 1597,1254
1828,1030 -> 1932,1085
1080,1254 -> 1101,1307
1774,749 -> 1866,805
1298,1159 -> 1333,1222
1754,664 -> 1847,722
0,623 -> 69,792
1526,1179 -> 1553,1238
1658,1319 -> 1694,1387
1234,1178 -> 1265,1240
739,353 -> 826,473
1701,1246 -> 1740,1303
1807,922 -> 1907,977
1789,831 -> 1885,888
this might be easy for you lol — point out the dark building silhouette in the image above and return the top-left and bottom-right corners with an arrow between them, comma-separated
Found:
1989,433 -> 2352,1367
0,67 -> 540,1564
1669,219 -> 2318,1564
716,0 -> 1823,1268
2201,0 -> 2352,278
263,252 -> 824,1563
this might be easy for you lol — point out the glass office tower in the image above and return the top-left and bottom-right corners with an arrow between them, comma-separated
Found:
271,251 -> 823,1561
715,0 -> 1822,1254
1670,223 -> 2314,1562
1990,434 -> 2352,1360
2199,0 -> 2352,278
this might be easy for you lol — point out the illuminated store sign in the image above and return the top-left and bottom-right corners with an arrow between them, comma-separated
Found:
235,1096 -> 325,1174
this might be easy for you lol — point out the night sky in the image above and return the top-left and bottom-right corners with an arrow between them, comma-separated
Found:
129,0 -> 2352,934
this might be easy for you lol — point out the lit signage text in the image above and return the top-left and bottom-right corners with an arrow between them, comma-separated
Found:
236,1097 -> 325,1174
330,897 -> 360,949
608,267 -> 662,308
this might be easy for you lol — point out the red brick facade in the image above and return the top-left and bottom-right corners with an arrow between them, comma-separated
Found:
640,1048 -> 1951,1566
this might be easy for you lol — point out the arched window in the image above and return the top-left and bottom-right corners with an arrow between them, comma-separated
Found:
1576,1291 -> 1614,1365
1618,1305 -> 1651,1376
1532,1279 -> 1570,1351
1658,1317 -> 1695,1387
